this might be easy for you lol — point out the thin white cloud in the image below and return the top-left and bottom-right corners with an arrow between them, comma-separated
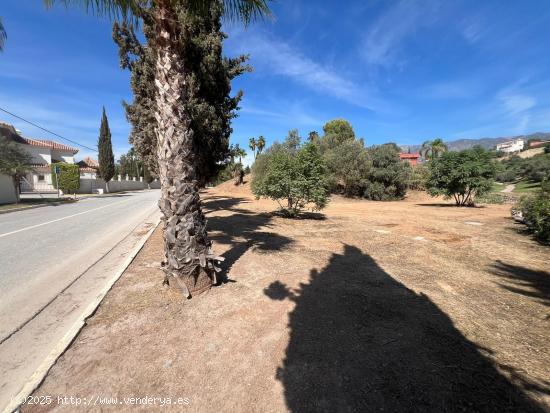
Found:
497,90 -> 536,115
421,79 -> 483,99
240,102 -> 323,127
360,0 -> 442,67
226,29 -> 386,111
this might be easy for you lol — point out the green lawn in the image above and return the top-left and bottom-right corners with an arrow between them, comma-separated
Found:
513,180 -> 542,193
491,182 -> 505,192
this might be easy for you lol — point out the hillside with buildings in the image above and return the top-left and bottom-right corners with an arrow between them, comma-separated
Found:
401,131 -> 550,153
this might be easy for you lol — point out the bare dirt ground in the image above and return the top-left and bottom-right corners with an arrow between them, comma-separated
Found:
24,179 -> 549,412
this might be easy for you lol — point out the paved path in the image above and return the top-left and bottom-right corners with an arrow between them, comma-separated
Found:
0,190 -> 161,410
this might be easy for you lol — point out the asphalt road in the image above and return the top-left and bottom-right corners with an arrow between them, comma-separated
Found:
0,190 -> 161,410
0,189 -> 160,340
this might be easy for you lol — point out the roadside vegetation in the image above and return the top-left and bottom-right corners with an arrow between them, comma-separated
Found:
51,163 -> 80,197
0,136 -> 33,204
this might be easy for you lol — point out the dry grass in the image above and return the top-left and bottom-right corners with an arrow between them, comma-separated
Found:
24,180 -> 550,412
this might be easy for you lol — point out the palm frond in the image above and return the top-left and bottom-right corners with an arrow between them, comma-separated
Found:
0,17 -> 7,52
221,0 -> 272,24
43,0 -> 142,24
188,0 -> 271,24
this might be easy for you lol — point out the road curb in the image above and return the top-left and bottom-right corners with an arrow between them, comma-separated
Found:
5,216 -> 161,413
0,191 -> 154,215
0,201 -> 75,215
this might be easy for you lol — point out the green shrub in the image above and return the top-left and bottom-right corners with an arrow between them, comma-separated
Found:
252,135 -> 328,217
406,164 -> 429,191
51,163 -> 80,194
524,153 -> 550,182
495,169 -> 517,183
319,119 -> 355,152
362,144 -> 409,200
323,139 -> 370,196
516,183 -> 550,243
427,146 -> 496,206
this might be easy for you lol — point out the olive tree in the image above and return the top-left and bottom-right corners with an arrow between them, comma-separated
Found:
252,135 -> 328,217
427,146 -> 496,206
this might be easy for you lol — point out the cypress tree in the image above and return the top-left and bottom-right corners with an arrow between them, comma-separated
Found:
112,3 -> 249,182
98,107 -> 115,192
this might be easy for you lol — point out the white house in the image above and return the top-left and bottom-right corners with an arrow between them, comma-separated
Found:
77,157 -> 100,179
496,138 -> 524,154
1,121 -> 79,193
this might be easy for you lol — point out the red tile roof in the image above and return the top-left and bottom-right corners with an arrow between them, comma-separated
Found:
79,167 -> 98,173
399,153 -> 420,159
22,137 -> 79,154
77,157 -> 99,168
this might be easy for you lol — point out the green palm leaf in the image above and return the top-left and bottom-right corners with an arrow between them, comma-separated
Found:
44,0 -> 271,24
0,17 -> 7,52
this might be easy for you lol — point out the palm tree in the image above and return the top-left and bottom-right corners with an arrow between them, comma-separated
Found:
257,135 -> 266,155
45,0 -> 271,297
0,17 -> 6,51
308,131 -> 319,142
421,138 -> 448,160
234,143 -> 246,164
249,137 -> 257,159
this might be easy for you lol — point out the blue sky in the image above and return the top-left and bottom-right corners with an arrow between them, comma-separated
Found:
1,1 -> 550,164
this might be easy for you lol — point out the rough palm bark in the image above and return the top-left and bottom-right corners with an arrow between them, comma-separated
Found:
154,1 -> 221,297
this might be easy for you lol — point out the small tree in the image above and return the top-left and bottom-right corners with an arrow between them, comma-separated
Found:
308,131 -> 320,142
0,137 -> 33,203
249,137 -> 257,159
252,138 -> 328,217
421,138 -> 448,160
427,146 -> 496,206
516,181 -> 550,243
257,136 -> 266,155
323,139 -> 370,196
406,164 -> 430,191
363,143 -> 409,201
98,107 -> 115,192
51,162 -> 80,197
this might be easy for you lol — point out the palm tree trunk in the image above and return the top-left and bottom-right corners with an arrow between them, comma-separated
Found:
154,1 -> 218,298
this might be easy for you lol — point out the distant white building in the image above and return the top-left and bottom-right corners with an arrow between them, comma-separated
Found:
496,138 -> 524,154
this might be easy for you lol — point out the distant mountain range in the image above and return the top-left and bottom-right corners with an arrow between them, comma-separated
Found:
400,132 -> 550,153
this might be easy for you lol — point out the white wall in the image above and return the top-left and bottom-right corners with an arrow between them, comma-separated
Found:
23,145 -> 51,165
0,174 -> 17,204
51,149 -> 75,164
76,178 -> 160,194
79,171 -> 98,179
497,139 -> 524,153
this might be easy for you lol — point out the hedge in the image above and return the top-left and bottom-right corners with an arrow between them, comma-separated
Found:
51,162 -> 80,194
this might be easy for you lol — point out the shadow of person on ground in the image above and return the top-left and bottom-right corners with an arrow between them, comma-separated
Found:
490,260 -> 550,307
265,245 -> 545,412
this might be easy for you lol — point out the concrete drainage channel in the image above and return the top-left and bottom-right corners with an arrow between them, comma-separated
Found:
1,214 -> 161,413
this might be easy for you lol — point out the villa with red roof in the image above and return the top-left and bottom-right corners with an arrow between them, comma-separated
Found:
399,152 -> 420,166
1,122 -> 79,193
